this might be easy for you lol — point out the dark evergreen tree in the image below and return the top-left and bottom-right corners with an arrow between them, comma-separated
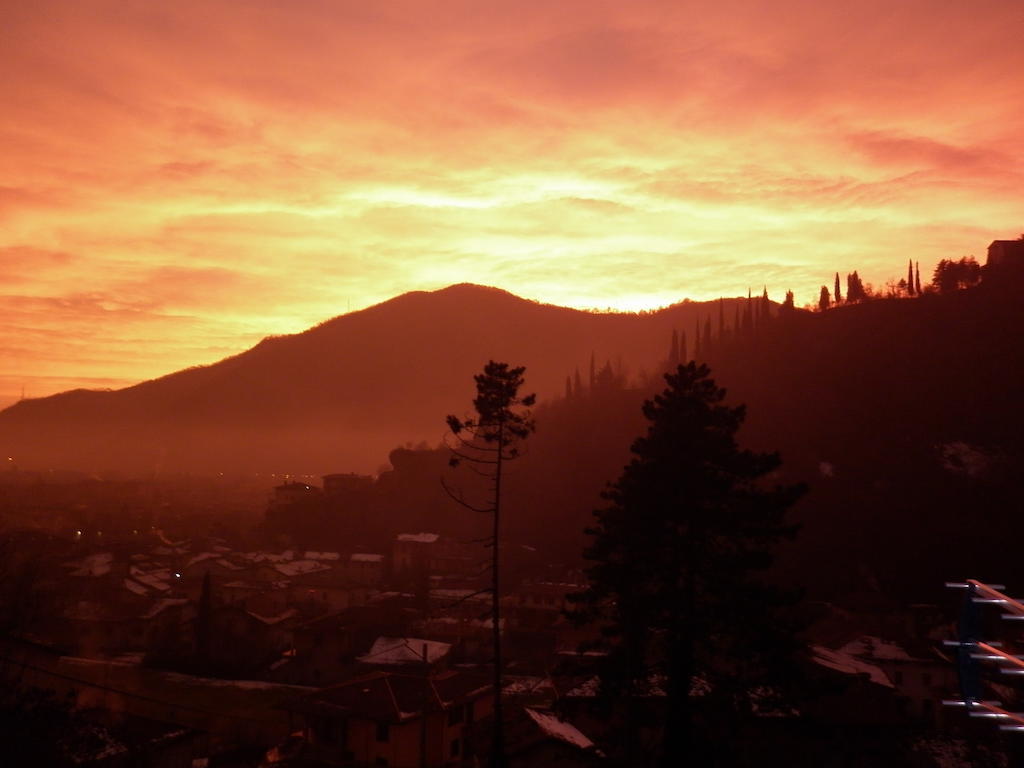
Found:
570,363 -> 804,766
818,285 -> 830,311
834,272 -> 842,303
445,361 -> 535,768
760,286 -> 770,324
907,259 -> 915,295
915,261 -> 922,294
781,290 -> 795,312
846,271 -> 867,303
595,360 -> 618,391
932,256 -> 982,293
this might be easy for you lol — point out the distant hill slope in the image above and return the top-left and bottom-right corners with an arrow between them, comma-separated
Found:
0,284 -> 742,474
485,280 -> 1024,600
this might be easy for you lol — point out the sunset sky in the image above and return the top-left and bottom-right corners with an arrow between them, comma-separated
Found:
2,0 -> 1022,409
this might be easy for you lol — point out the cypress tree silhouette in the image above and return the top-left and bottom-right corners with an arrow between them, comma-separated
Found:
907,259 -> 915,295
760,287 -> 770,324
834,272 -> 842,303
846,271 -> 866,303
915,262 -> 922,294
818,285 -> 831,311
445,361 -> 535,768
781,290 -> 795,312
595,359 -> 618,391
571,363 -> 804,766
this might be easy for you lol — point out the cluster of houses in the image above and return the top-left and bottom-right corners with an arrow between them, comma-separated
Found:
9,519 -> 605,766
4,475 -> 986,766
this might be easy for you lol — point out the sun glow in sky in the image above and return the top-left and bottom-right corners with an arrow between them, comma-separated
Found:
2,0 -> 1023,408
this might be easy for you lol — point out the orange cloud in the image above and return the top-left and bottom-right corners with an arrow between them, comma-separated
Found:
1,0 -> 1022,403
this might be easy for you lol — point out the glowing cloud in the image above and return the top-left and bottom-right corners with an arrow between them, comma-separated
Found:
1,0 -> 1022,405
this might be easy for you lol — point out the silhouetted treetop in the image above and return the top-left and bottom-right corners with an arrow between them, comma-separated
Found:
932,256 -> 982,293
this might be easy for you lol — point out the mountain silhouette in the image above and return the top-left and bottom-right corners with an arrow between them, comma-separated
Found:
0,283 -> 742,474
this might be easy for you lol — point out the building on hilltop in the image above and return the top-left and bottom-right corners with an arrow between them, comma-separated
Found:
986,239 -> 1024,273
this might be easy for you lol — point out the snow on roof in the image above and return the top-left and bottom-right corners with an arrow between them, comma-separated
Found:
142,598 -> 188,620
562,674 -> 672,700
397,533 -> 439,544
431,588 -> 488,602
69,552 -> 114,577
123,579 -> 149,596
524,708 -> 599,752
304,551 -> 341,561
130,568 -> 171,592
357,637 -> 452,665
811,645 -> 893,688
504,676 -> 555,696
840,635 -> 919,662
274,560 -> 332,577
155,530 -> 188,548
351,553 -> 384,563
248,608 -> 299,625
246,550 -> 295,564
185,552 -> 220,569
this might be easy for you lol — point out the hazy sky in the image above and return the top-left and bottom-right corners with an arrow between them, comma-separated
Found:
2,0 -> 1022,408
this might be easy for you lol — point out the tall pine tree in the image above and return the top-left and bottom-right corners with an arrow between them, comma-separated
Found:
571,364 -> 805,766
446,362 -> 535,768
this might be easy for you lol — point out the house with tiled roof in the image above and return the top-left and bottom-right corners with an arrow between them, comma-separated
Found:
280,669 -> 493,767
